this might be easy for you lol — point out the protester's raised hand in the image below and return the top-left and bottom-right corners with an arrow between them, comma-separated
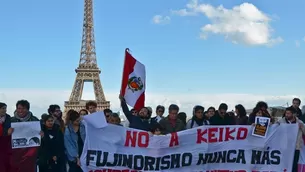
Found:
7,128 -> 14,135
119,94 -> 125,101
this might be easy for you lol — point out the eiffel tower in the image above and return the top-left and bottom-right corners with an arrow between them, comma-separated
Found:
64,0 -> 110,115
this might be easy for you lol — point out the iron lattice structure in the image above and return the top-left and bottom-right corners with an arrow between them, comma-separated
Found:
64,0 -> 110,115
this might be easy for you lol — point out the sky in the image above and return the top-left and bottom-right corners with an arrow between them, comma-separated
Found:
1,0 -> 305,118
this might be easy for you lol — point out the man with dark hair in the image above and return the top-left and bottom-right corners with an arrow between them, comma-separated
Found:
119,95 -> 157,131
177,112 -> 187,125
151,105 -> 165,123
159,104 -> 185,134
10,100 -> 41,172
11,100 -> 39,122
103,109 -> 112,122
86,101 -> 97,114
130,108 -> 138,116
291,98 -> 302,118
278,106 -> 305,172
209,103 -> 235,125
48,104 -> 64,132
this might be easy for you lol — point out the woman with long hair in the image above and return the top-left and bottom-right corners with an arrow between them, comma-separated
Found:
64,110 -> 85,172
248,101 -> 272,125
38,115 -> 64,172
235,104 -> 248,125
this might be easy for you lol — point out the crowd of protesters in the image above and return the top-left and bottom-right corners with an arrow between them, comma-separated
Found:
0,97 -> 304,172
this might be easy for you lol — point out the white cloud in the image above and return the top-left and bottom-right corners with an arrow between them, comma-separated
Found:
303,36 -> 305,42
296,40 -> 300,47
0,88 -> 302,119
152,15 -> 171,24
169,0 -> 283,46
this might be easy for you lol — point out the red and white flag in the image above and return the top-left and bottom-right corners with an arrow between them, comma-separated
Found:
120,48 -> 146,110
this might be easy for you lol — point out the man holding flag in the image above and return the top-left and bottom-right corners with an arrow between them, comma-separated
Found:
119,48 -> 157,131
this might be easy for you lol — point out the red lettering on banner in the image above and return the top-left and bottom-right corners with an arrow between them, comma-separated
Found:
208,127 -> 217,142
124,130 -> 149,148
224,127 -> 235,141
197,127 -> 248,144
169,132 -> 179,147
236,127 -> 247,140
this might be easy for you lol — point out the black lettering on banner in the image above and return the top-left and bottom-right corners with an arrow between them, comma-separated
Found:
154,157 -> 161,171
117,154 -> 123,166
181,153 -> 192,167
86,150 -> 96,166
196,149 -> 246,165
160,155 -> 170,170
133,155 -> 144,170
170,154 -> 181,168
96,151 -> 107,166
122,154 -> 133,168
106,153 -> 118,167
143,156 -> 155,171
88,149 -> 286,170
251,150 -> 281,165
271,150 -> 281,165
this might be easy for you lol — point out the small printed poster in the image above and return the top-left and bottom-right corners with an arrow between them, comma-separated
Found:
11,121 -> 41,149
252,116 -> 270,138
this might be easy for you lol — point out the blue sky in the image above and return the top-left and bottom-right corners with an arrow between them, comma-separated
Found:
0,0 -> 305,115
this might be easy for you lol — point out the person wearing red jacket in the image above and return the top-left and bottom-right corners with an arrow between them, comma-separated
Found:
0,102 -> 13,172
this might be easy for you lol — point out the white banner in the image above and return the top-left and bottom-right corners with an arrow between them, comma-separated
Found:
11,121 -> 41,149
81,114 -> 298,172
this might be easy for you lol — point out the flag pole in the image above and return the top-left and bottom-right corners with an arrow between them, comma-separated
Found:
120,48 -> 130,96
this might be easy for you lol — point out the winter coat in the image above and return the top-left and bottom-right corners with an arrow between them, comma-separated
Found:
38,124 -> 64,170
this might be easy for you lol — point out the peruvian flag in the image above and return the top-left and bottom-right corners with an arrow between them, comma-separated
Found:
120,48 -> 146,110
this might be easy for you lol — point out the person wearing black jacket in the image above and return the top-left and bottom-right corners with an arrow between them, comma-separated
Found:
291,98 -> 303,117
38,115 -> 65,172
210,103 -> 235,125
119,95 -> 157,131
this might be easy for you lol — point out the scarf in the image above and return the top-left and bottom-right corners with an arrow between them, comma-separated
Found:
285,117 -> 297,124
14,111 -> 33,122
0,115 -> 6,124
192,116 -> 205,126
